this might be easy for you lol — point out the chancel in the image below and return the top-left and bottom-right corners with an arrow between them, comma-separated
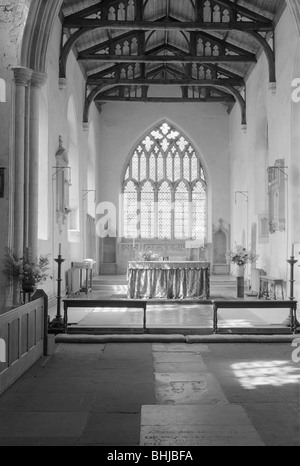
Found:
0,0 -> 300,448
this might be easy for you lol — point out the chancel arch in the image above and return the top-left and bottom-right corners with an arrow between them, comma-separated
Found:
122,121 -> 208,242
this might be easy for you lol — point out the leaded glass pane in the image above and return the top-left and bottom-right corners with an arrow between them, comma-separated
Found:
191,154 -> 198,181
174,154 -> 181,181
132,152 -> 139,180
200,166 -> 206,181
183,154 -> 190,181
140,153 -> 147,181
192,182 -> 207,240
157,153 -> 164,181
158,182 -> 172,239
149,154 -> 156,181
142,136 -> 154,152
166,154 -> 173,181
123,181 -> 138,238
175,182 -> 190,239
141,182 -> 155,239
125,166 -> 130,180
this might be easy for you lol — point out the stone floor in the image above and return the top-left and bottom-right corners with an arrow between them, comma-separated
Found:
0,342 -> 299,446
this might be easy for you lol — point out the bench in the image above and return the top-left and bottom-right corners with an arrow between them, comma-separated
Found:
212,300 -> 298,334
259,277 -> 285,300
63,299 -> 148,333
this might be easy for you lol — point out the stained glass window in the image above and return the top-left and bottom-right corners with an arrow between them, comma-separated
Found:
123,121 -> 207,240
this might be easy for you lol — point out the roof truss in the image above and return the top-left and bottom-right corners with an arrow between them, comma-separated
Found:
60,0 -> 278,126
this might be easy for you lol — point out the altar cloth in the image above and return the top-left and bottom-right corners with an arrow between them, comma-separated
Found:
127,261 -> 210,300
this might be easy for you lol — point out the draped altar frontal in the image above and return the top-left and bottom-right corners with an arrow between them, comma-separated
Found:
128,261 -> 210,300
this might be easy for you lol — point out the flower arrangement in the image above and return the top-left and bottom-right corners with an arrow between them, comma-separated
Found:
138,251 -> 162,262
226,245 -> 258,267
3,248 -> 50,291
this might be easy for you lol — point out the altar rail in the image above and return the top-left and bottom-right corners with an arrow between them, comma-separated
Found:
63,298 -> 298,335
213,300 -> 298,334
0,294 -> 48,395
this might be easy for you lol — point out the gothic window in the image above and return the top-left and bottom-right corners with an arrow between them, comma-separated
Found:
122,122 -> 207,240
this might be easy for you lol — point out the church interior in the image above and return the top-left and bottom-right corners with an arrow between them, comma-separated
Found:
0,0 -> 300,447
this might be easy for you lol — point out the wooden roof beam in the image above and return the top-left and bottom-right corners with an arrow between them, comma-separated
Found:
78,54 -> 257,64
63,19 -> 274,32
94,96 -> 236,103
87,77 -> 245,86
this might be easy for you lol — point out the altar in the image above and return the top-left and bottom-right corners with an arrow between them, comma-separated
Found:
127,261 -> 210,300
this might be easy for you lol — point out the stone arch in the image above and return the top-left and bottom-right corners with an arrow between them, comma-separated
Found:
21,0 -> 63,72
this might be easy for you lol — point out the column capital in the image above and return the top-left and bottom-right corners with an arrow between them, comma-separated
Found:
31,71 -> 48,89
12,67 -> 33,86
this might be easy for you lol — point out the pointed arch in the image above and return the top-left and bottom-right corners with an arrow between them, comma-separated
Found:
122,120 -> 208,240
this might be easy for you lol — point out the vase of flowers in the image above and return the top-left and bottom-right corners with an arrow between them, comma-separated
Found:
3,248 -> 50,295
226,246 -> 258,277
139,251 -> 162,262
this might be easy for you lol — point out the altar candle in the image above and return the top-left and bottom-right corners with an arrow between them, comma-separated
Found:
133,238 -> 135,248
59,243 -> 62,256
292,244 -> 295,257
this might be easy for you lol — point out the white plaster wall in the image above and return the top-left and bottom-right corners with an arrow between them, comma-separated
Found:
37,17 -> 102,299
230,7 -> 300,296
0,0 -> 31,312
97,101 -> 231,270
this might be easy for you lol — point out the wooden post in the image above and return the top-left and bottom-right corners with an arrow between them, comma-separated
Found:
237,277 -> 245,299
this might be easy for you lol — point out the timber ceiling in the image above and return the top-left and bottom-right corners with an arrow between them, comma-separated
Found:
60,0 -> 286,122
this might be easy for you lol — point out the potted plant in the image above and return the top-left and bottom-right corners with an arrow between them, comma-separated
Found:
226,245 -> 258,277
3,248 -> 50,294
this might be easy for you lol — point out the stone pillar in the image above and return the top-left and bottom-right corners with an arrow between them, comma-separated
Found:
12,67 -> 33,258
28,71 -> 47,261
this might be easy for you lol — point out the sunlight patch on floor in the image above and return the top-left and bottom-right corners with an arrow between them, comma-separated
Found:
232,361 -> 300,390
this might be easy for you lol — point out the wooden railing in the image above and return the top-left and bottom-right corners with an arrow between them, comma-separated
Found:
0,293 -> 48,395
63,298 -> 298,335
